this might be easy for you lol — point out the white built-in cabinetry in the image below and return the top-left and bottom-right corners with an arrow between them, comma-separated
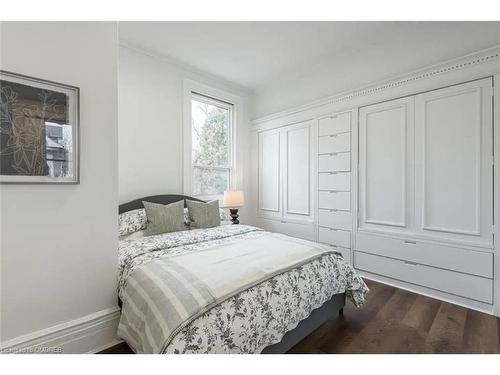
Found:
356,77 -> 494,304
256,120 -> 315,241
317,112 -> 353,264
251,47 -> 500,315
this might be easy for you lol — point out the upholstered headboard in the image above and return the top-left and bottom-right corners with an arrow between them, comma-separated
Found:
118,194 -> 205,214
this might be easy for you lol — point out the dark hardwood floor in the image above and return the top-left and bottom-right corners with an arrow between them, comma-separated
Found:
99,279 -> 500,354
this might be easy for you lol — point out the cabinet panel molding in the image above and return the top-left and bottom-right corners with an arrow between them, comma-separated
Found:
258,129 -> 281,216
415,78 -> 493,245
359,97 -> 414,230
284,123 -> 311,217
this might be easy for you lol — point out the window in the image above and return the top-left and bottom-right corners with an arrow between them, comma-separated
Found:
190,93 -> 233,196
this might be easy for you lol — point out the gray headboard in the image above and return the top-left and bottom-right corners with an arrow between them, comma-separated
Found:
118,194 -> 205,214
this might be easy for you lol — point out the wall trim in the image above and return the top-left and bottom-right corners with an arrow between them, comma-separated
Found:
252,45 -> 500,126
494,73 -> 500,317
0,306 -> 121,354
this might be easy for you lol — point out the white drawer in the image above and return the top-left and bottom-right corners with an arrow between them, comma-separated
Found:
318,152 -> 350,172
355,251 -> 493,304
318,132 -> 351,154
318,227 -> 351,248
318,209 -> 352,230
318,172 -> 350,191
318,191 -> 350,211
256,218 -> 315,241
356,232 -> 493,278
318,113 -> 351,136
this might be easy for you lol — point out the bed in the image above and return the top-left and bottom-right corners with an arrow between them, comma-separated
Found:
116,194 -> 368,354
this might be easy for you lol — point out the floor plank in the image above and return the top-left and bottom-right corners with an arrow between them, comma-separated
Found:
98,342 -> 133,354
402,294 -> 441,334
336,288 -> 422,354
462,309 -> 499,353
100,280 -> 500,354
424,301 -> 468,353
316,279 -> 396,353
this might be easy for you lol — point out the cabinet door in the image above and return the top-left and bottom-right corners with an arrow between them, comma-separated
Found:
414,78 -> 493,248
258,128 -> 281,219
358,97 -> 414,233
283,121 -> 314,222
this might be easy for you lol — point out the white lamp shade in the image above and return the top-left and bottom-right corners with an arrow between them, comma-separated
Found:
222,190 -> 245,208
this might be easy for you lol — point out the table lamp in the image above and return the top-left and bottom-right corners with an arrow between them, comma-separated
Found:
222,190 -> 245,224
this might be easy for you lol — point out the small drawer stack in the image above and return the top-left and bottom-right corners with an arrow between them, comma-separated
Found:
317,112 -> 352,264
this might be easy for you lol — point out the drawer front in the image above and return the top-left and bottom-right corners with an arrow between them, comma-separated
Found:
318,132 -> 351,153
356,232 -> 493,278
318,113 -> 351,136
319,172 -> 350,191
355,251 -> 493,304
318,152 -> 350,172
318,209 -> 352,230
318,227 -> 351,248
318,191 -> 350,211
256,218 -> 315,241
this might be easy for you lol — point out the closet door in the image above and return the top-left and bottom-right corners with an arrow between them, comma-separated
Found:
283,121 -> 314,222
414,78 -> 493,248
358,97 -> 414,234
258,128 -> 282,219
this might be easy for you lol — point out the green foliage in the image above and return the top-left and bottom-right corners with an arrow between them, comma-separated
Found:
192,103 -> 230,195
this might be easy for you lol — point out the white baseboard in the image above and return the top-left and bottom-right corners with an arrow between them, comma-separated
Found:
0,306 -> 122,354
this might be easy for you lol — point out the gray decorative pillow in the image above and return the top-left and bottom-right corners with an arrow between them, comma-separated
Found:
186,200 -> 221,229
142,200 -> 186,236
184,207 -> 230,226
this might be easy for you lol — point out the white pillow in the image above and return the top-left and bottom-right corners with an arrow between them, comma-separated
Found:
219,208 -> 231,221
118,208 -> 147,236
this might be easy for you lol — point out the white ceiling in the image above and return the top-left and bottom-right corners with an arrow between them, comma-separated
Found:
119,22 -> 500,91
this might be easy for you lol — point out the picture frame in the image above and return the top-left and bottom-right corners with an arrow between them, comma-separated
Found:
0,70 -> 79,184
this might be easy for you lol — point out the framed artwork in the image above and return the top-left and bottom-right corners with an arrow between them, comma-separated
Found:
0,70 -> 79,184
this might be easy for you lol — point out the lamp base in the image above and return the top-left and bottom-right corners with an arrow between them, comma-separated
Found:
229,208 -> 240,224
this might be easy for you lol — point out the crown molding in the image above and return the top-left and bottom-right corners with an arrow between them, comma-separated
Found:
251,45 -> 500,127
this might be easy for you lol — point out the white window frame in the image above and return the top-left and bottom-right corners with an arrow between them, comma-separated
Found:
183,79 -> 241,201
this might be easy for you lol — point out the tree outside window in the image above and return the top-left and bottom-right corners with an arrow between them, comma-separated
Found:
191,94 -> 233,196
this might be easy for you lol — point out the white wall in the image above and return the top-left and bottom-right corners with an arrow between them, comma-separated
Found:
0,22 -> 118,346
252,23 -> 500,119
118,46 -> 254,222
